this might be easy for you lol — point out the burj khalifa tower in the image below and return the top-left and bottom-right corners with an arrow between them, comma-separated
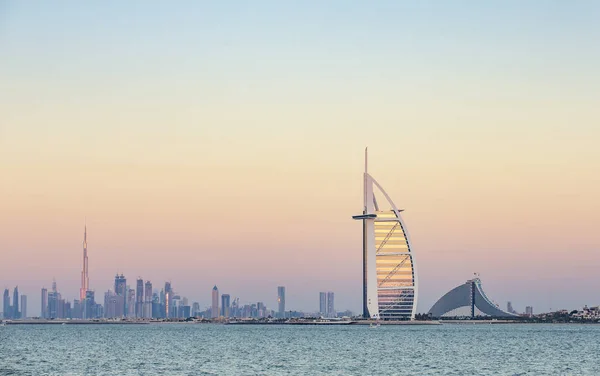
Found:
80,224 -> 89,301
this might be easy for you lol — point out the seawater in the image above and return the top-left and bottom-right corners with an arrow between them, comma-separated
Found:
1,324 -> 599,375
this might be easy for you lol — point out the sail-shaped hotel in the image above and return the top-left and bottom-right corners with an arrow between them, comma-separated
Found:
353,149 -> 418,320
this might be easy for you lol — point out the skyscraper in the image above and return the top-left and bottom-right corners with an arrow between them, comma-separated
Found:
319,292 -> 327,316
114,274 -> 127,297
136,278 -> 144,318
211,286 -> 219,318
48,290 -> 58,319
3,289 -> 10,319
164,282 -> 172,318
127,288 -> 136,317
144,281 -> 152,318
114,274 -> 127,316
327,292 -> 335,318
80,223 -> 89,302
41,288 -> 48,318
85,290 -> 96,319
12,286 -> 20,319
277,286 -> 285,318
21,295 -> 27,319
353,148 -> 418,320
221,294 -> 230,317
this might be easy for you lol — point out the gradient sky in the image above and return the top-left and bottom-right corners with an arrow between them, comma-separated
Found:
1,1 -> 599,316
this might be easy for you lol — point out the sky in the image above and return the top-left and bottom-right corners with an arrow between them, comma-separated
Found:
1,1 -> 599,316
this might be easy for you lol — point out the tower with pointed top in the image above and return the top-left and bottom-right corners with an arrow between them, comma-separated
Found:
211,286 -> 219,318
352,148 -> 418,320
80,223 -> 89,302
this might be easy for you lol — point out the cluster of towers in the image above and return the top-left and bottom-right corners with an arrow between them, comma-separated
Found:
2,286 -> 26,320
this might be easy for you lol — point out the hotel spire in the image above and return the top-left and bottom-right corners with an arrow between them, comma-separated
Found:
80,222 -> 89,301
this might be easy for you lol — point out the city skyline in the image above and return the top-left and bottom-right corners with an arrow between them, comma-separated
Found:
2,1 -> 599,315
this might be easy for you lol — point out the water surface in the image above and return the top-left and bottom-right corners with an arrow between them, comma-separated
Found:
1,324 -> 598,375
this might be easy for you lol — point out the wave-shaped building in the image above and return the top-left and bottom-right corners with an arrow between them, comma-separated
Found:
428,277 -> 517,318
353,149 -> 418,320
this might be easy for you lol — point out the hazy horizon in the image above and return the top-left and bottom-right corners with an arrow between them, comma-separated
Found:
1,1 -> 599,316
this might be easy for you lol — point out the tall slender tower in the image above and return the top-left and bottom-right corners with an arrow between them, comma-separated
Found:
211,286 -> 219,318
80,223 -> 89,302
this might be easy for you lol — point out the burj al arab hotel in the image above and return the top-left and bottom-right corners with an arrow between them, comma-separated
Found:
353,149 -> 418,320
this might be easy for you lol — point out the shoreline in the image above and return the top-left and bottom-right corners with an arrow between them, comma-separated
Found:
3,319 -> 598,326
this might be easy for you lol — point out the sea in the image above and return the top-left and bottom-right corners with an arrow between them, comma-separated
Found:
1,323 -> 599,375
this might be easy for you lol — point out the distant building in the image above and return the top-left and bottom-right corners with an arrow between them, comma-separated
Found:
152,292 -> 160,318
144,281 -> 152,318
428,278 -> 517,318
41,288 -> 48,318
319,292 -> 327,316
164,282 -> 172,318
114,274 -> 127,316
507,301 -> 515,314
136,279 -> 144,318
12,286 -> 20,319
3,289 -> 10,319
104,290 -> 121,318
327,292 -> 335,318
211,286 -> 219,318
127,288 -> 136,317
80,224 -> 89,302
526,306 -> 534,317
257,302 -> 266,318
21,295 -> 27,319
277,286 -> 285,318
221,294 -> 230,317
85,290 -> 96,319
192,302 -> 200,317
48,290 -> 59,319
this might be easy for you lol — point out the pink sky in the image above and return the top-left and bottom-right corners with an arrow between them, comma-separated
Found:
1,1 -> 599,316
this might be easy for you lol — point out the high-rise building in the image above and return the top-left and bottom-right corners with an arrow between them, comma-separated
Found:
3,289 -> 10,319
21,295 -> 27,319
144,281 -> 152,318
211,286 -> 219,318
12,286 -> 20,319
41,288 -> 48,318
164,282 -> 172,318
136,279 -> 144,318
221,294 -> 230,317
353,148 -> 418,320
127,288 -> 136,317
48,290 -> 58,319
192,302 -> 200,317
114,274 -> 127,297
85,290 -> 96,319
526,306 -> 534,317
104,291 -> 119,318
319,292 -> 327,316
277,286 -> 285,318
114,274 -> 127,316
257,302 -> 266,318
327,292 -> 335,318
80,224 -> 89,302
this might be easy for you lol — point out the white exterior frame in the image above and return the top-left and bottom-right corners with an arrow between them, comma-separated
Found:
360,148 -> 418,320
